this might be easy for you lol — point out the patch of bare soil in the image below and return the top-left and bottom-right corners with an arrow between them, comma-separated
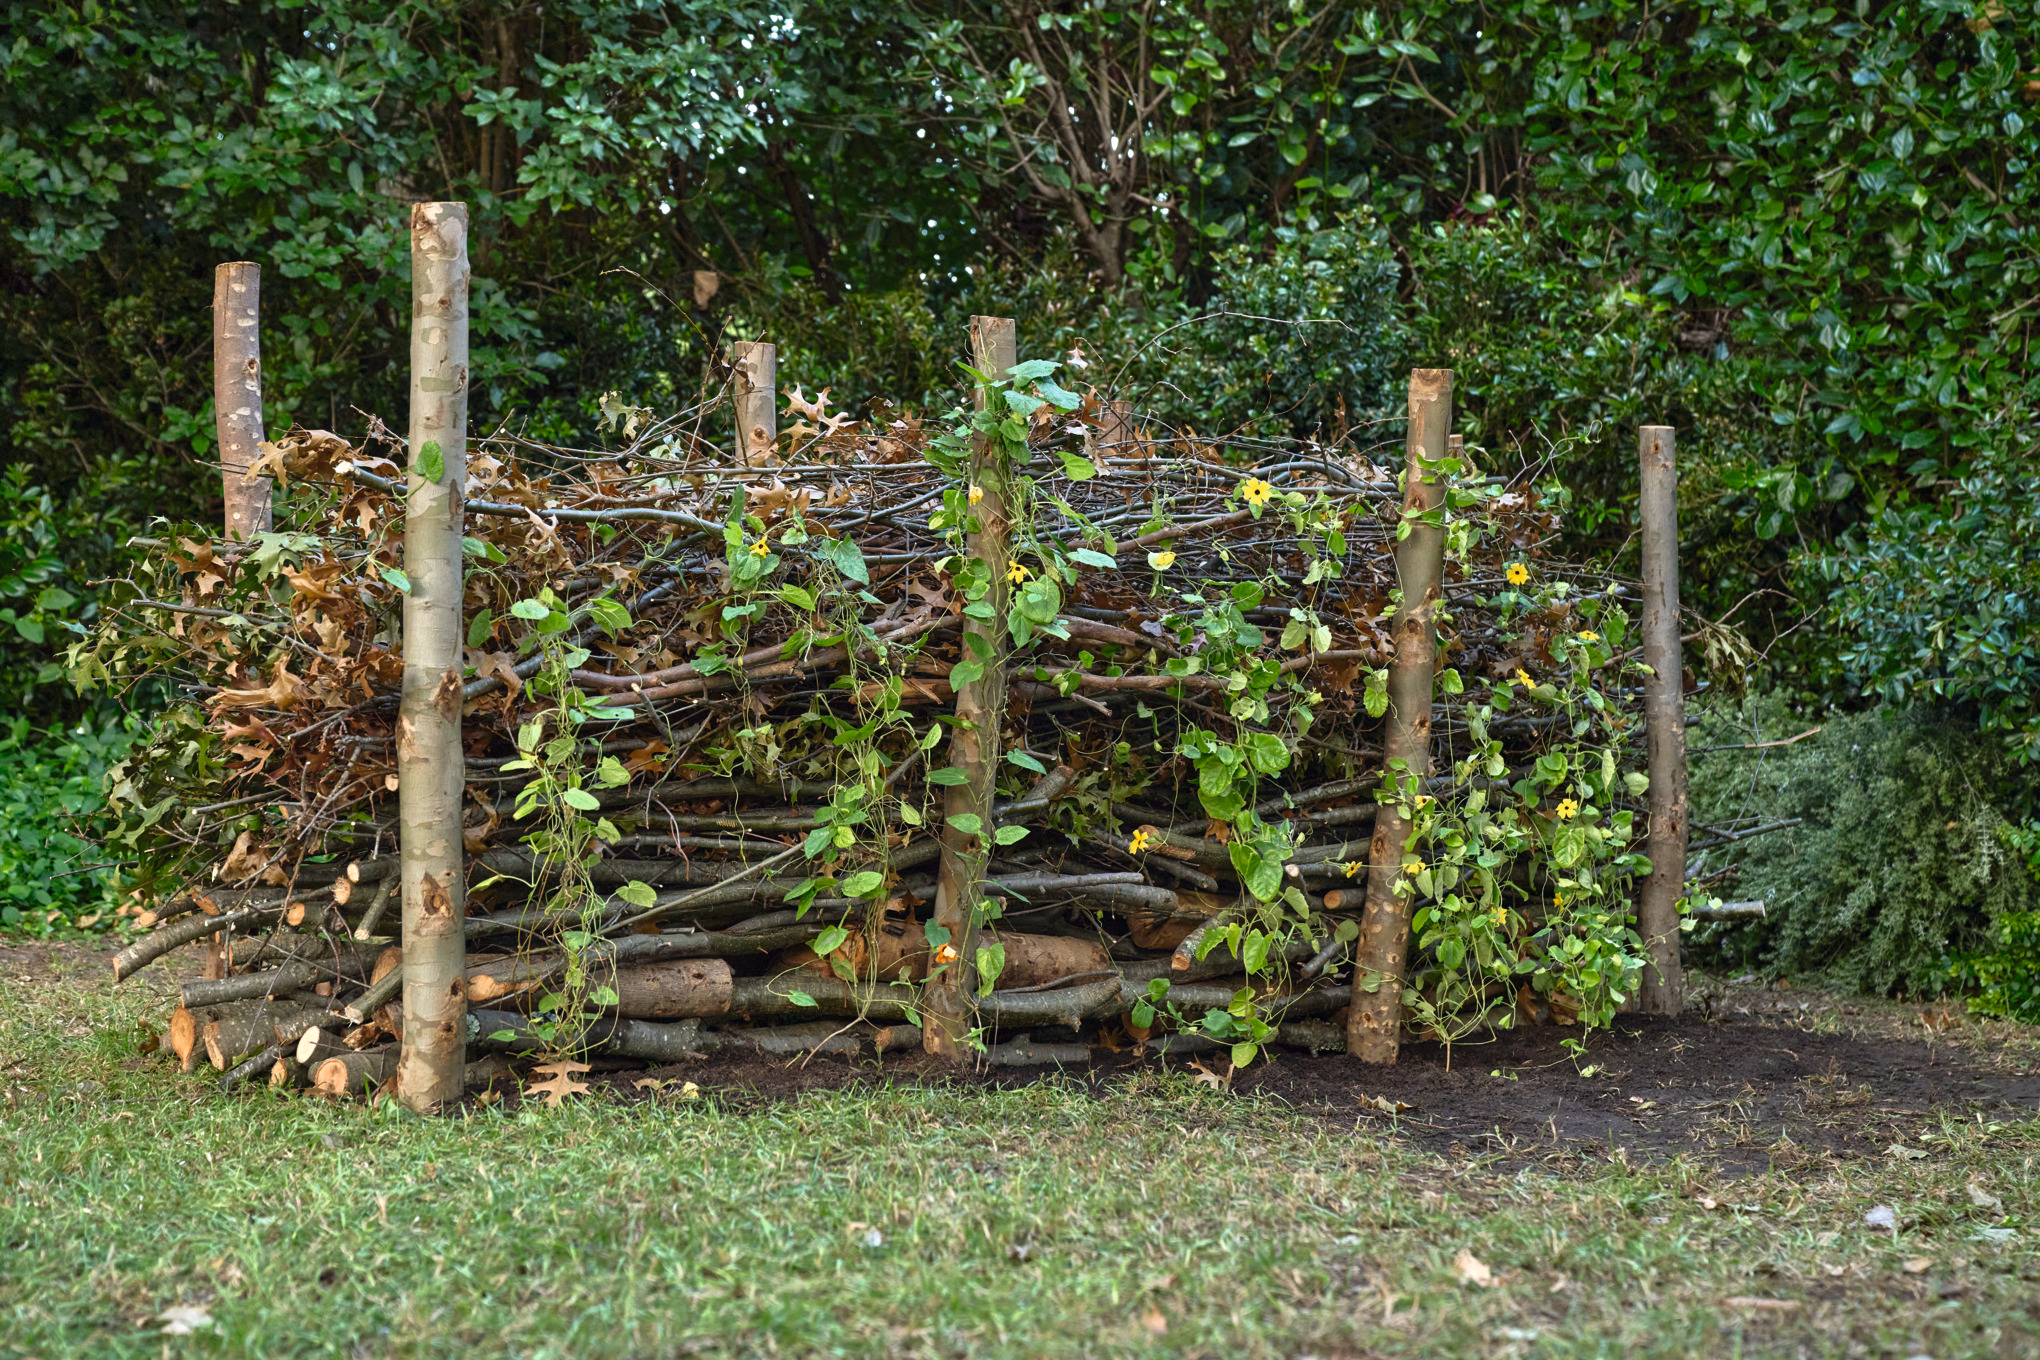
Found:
561,978 -> 2039,1175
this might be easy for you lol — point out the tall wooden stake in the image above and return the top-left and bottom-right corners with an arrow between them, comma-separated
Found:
733,341 -> 776,466
924,315 -> 1017,1060
213,262 -> 271,540
395,202 -> 471,1112
1348,369 -> 1453,1064
1637,425 -> 1687,1015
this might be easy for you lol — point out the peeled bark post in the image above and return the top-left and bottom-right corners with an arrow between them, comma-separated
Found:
1348,369 -> 1452,1064
924,315 -> 1017,1060
1637,425 -> 1688,1015
213,262 -> 271,540
733,341 -> 776,466
395,202 -> 471,1113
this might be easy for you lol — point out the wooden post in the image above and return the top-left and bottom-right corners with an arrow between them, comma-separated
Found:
394,202 -> 471,1113
924,315 -> 1017,1060
1348,369 -> 1452,1064
1637,425 -> 1687,1015
733,341 -> 776,466
213,262 -> 271,541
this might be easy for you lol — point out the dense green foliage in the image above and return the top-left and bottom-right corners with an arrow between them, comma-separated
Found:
1688,701 -> 2039,996
0,717 -> 136,933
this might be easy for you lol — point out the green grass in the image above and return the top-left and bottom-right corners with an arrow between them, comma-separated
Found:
1,952 -> 2036,1358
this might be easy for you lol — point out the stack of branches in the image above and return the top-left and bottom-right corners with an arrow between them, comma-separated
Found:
86,369 -> 1643,1092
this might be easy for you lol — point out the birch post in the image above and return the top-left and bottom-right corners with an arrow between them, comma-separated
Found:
923,314 -> 1017,1060
394,202 -> 471,1112
1348,369 -> 1453,1064
213,262 -> 271,541
734,341 -> 776,466
1637,425 -> 1688,1015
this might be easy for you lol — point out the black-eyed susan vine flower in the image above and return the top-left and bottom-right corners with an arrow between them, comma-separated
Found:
1127,828 -> 1154,854
932,942 -> 959,966
749,537 -> 771,557
1147,549 -> 1175,570
968,484 -> 984,505
1505,562 -> 1530,586
1240,477 -> 1274,507
1577,630 -> 1598,643
1342,861 -> 1363,878
1555,798 -> 1580,821
1007,561 -> 1032,584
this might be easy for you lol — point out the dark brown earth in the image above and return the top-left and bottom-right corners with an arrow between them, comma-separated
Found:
603,978 -> 2040,1175
15,941 -> 2035,1173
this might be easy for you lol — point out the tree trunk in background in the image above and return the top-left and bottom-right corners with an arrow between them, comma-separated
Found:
213,262 -> 271,541
1637,425 -> 1688,1015
1348,369 -> 1452,1064
924,315 -> 1017,1060
733,341 -> 776,467
395,203 -> 470,1113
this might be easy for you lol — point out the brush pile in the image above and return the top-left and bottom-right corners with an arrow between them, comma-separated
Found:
86,365 -> 1641,1093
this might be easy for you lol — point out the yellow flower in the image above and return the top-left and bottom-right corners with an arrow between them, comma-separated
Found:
1342,861 -> 1362,878
1128,829 -> 1153,855
1553,891 -> 1565,907
1403,859 -> 1425,876
749,538 -> 771,557
1505,562 -> 1530,586
1007,561 -> 1032,584
1515,668 -> 1533,687
1555,798 -> 1580,821
968,484 -> 984,505
1577,630 -> 1599,643
1240,477 -> 1274,507
1147,549 -> 1176,570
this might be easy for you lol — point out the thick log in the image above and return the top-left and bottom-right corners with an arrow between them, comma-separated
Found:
202,1000 -> 332,1071
926,314 -> 1017,1059
314,1048 -> 397,1098
609,958 -> 735,1019
980,978 -> 1120,1029
1637,424 -> 1688,1015
1351,368 -> 1452,1064
112,907 -> 268,983
395,199 -> 471,1113
980,931 -> 1111,989
732,974 -> 919,1023
180,941 -> 384,1009
985,1038 -> 1093,1067
704,1020 -> 923,1059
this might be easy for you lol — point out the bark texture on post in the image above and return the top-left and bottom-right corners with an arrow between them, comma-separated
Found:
213,262 -> 271,541
395,202 -> 471,1113
733,341 -> 776,466
1637,425 -> 1688,1015
1348,369 -> 1453,1064
924,315 -> 1017,1060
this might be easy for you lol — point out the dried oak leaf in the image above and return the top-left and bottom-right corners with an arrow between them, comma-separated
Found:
525,1060 -> 592,1108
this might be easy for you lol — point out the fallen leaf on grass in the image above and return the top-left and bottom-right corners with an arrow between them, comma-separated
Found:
525,1060 -> 591,1108
1365,1095 -> 1414,1114
156,1305 -> 214,1334
1901,1257 -> 1933,1274
1967,1182 -> 2003,1211
1886,1143 -> 1928,1160
1140,1308 -> 1169,1335
1185,1060 -> 1230,1091
1453,1249 -> 1493,1287
1723,1297 -> 1799,1311
1864,1204 -> 1898,1231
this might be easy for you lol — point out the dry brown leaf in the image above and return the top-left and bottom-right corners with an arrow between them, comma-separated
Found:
1185,1060 -> 1229,1091
1452,1249 -> 1493,1287
526,1060 -> 592,1108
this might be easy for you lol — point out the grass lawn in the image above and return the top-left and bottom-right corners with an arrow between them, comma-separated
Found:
1,944 -> 2035,1358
